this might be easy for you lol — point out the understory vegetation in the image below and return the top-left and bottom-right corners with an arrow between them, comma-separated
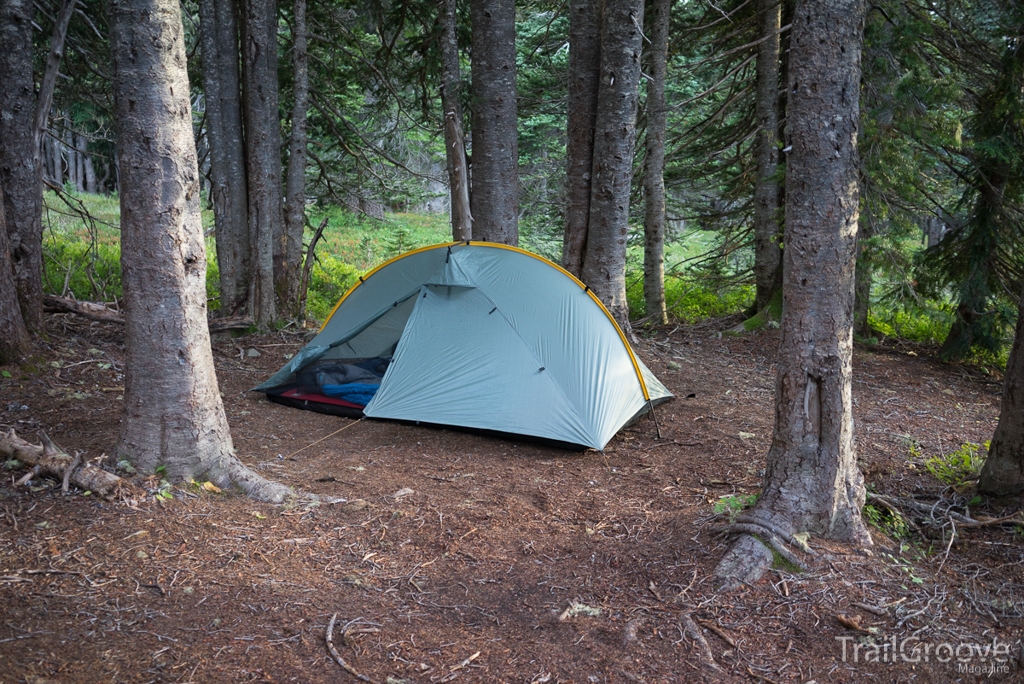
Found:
44,190 -> 1001,364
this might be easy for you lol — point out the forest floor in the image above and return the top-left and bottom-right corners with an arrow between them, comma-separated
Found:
1,314 -> 1022,684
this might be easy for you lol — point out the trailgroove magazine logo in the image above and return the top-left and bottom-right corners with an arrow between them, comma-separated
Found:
836,635 -> 1019,675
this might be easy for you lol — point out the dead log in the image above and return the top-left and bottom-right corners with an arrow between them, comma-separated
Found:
43,294 -> 124,323
0,430 -> 123,499
43,294 -> 253,332
208,315 -> 255,333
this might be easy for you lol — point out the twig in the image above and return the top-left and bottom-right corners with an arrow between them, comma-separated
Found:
16,465 -> 41,486
448,651 -> 480,673
936,519 -> 956,575
326,613 -> 372,682
852,602 -> 888,616
695,619 -> 736,647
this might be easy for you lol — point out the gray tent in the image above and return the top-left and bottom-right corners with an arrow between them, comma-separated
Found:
256,242 -> 672,449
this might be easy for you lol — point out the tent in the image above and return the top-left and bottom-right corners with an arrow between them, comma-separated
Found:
255,242 -> 672,450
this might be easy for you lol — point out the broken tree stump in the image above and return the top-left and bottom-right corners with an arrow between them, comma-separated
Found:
0,430 -> 123,499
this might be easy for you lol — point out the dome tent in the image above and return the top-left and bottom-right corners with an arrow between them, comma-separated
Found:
255,242 -> 672,450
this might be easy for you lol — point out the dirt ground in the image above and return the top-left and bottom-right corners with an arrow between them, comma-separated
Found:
1,314 -> 1022,683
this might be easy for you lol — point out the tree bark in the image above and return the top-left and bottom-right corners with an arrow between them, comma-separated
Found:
562,0 -> 601,277
109,0 -> 291,502
642,0 -> 669,326
715,0 -> 869,590
469,0 -> 518,245
241,0 -> 281,328
283,0 -> 309,317
853,210 -> 873,338
0,181 -> 31,364
979,281 -> 1024,495
199,0 -> 251,317
0,0 -> 44,331
440,0 -> 472,241
753,0 -> 782,311
579,0 -> 645,330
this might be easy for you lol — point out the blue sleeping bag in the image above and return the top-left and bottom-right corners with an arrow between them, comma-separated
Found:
320,383 -> 380,406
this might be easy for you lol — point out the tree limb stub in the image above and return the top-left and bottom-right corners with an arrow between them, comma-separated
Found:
0,430 -> 123,499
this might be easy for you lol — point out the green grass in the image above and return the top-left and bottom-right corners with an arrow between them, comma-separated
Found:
40,191 -> 450,322
307,206 -> 450,272
42,191 -> 999,351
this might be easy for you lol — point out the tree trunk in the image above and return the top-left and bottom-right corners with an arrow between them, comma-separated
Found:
0,181 -> 31,364
853,211 -> 873,338
80,135 -> 97,193
241,0 -> 281,327
469,0 -> 518,245
34,0 -> 76,177
562,0 -> 601,277
66,127 -> 80,191
283,0 -> 309,317
979,281 -> 1024,495
579,0 -> 645,330
0,0 -> 44,331
642,0 -> 669,326
199,0 -> 251,316
714,0 -> 869,591
109,0 -> 292,502
440,0 -> 472,241
753,0 -> 782,311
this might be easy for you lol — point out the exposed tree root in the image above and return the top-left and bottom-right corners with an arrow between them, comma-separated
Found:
681,613 -> 724,673
217,458 -> 302,504
731,289 -> 782,334
735,513 -> 816,554
712,514 -> 820,591
718,523 -> 810,572
712,534 -> 774,592
326,613 -> 373,682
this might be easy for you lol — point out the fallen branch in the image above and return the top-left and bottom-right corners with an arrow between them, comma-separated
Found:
867,492 -> 1023,530
43,294 -> 123,323
208,316 -> 255,333
326,613 -> 372,682
0,430 -> 123,499
43,294 -> 252,332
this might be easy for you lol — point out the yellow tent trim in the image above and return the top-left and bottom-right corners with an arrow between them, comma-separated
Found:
318,241 -> 650,401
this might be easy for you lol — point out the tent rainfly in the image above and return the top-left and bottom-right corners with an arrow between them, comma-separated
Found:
255,242 -> 672,450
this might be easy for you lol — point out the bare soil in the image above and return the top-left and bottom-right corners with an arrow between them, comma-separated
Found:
1,315 -> 1022,683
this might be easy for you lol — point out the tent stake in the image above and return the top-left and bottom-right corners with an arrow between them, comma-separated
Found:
648,400 -> 663,440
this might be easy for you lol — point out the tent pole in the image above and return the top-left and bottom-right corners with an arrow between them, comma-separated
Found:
647,400 -> 663,440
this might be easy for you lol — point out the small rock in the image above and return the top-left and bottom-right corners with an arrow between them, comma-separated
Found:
136,550 -> 149,560
246,348 -> 261,358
